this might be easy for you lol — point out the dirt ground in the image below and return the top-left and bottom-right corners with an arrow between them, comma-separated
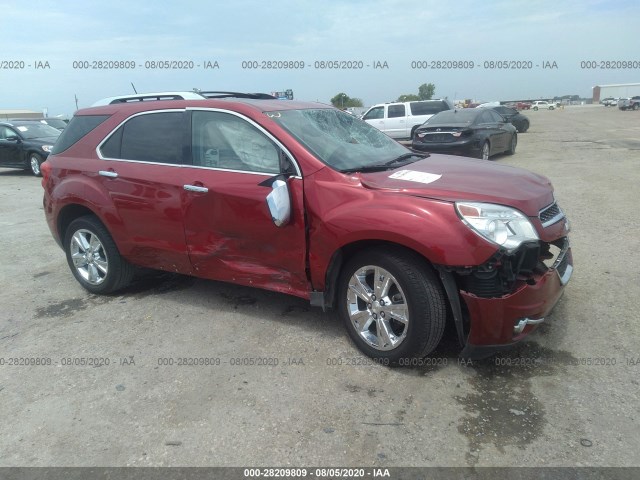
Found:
0,104 -> 639,468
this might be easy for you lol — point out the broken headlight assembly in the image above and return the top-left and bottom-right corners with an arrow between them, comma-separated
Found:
456,202 -> 539,251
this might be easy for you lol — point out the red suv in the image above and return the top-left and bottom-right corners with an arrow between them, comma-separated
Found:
41,91 -> 572,364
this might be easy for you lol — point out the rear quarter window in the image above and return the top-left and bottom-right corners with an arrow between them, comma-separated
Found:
409,101 -> 449,116
50,115 -> 110,155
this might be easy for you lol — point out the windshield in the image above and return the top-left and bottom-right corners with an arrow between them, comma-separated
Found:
269,108 -> 409,171
14,123 -> 61,139
43,119 -> 67,129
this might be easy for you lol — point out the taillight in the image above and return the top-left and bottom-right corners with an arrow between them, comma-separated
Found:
40,160 -> 51,186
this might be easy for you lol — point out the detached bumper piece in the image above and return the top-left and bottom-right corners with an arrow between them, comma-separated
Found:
454,238 -> 572,358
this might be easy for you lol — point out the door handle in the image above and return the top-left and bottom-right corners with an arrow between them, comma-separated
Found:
183,184 -> 209,193
98,170 -> 118,178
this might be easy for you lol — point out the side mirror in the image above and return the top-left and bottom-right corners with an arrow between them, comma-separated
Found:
266,179 -> 291,227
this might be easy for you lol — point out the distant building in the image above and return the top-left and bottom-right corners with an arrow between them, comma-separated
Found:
592,83 -> 640,102
0,109 -> 41,120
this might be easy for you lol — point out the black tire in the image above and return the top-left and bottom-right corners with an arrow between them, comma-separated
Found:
520,121 -> 529,133
549,106 -> 555,110
410,125 -> 419,140
507,134 -> 517,155
633,104 -> 639,111
338,247 -> 446,365
478,141 -> 490,160
29,153 -> 44,177
533,106 -> 538,111
64,215 -> 134,294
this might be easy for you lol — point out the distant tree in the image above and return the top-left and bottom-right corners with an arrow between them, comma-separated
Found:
396,94 -> 421,102
330,93 -> 363,108
418,83 -> 436,100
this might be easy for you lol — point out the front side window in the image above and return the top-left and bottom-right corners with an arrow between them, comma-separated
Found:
100,111 -> 184,164
362,106 -> 384,120
387,104 -> 405,118
0,126 -> 16,140
191,111 -> 280,174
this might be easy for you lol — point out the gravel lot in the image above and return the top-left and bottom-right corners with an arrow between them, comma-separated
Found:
1,105 -> 639,468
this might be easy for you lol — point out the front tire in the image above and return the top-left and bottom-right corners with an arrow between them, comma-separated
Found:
29,153 -> 44,177
64,215 -> 134,294
338,248 -> 446,365
533,106 -> 538,111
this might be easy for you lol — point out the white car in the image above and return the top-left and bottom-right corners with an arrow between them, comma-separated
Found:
361,99 -> 454,139
531,101 -> 555,111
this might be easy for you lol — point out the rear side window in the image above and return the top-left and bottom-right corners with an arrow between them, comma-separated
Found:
409,101 -> 448,115
50,115 -> 110,155
387,104 -> 405,118
100,111 -> 184,164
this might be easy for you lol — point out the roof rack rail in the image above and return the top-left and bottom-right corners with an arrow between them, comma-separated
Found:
91,91 -> 206,106
198,91 -> 277,99
91,91 -> 278,106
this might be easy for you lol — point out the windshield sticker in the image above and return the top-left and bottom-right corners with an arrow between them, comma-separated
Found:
389,170 -> 441,184
17,126 -> 28,132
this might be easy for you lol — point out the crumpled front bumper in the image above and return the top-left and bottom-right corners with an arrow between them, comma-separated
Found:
460,246 -> 573,359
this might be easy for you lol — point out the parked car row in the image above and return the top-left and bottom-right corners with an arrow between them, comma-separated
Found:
618,96 -> 640,111
361,99 -> 454,139
601,97 -> 619,107
37,90 -> 572,364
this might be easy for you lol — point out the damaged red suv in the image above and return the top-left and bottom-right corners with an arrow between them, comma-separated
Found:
41,91 -> 572,363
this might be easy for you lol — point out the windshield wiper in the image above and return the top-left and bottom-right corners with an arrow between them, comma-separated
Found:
384,152 -> 428,166
339,153 -> 428,174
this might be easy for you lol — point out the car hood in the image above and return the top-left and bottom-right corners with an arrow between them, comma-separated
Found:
358,155 -> 554,217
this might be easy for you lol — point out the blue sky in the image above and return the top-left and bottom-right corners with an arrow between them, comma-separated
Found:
0,0 -> 638,116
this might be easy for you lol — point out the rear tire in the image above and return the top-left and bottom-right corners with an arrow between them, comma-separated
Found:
479,141 -> 490,160
338,248 -> 446,366
507,134 -> 517,155
64,215 -> 134,294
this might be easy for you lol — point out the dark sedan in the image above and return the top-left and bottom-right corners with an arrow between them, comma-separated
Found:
487,105 -> 530,132
412,108 -> 517,160
0,121 -> 60,176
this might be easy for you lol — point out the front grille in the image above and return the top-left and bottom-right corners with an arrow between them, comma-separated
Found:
539,202 -> 564,227
553,239 -> 572,285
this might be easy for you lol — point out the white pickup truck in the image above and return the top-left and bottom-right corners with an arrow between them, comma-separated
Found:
362,99 -> 454,139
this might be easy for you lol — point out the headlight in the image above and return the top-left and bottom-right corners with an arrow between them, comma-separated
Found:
456,202 -> 539,251
41,145 -> 53,152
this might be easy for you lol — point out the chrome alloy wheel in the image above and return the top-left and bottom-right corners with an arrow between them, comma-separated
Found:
30,155 -> 41,175
346,265 -> 409,351
70,229 -> 109,285
481,142 -> 490,160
